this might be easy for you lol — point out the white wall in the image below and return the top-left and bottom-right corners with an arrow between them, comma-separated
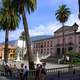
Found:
17,40 -> 26,48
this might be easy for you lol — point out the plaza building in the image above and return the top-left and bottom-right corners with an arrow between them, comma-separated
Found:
32,23 -> 80,58
53,23 -> 80,57
0,44 -> 17,60
32,36 -> 54,58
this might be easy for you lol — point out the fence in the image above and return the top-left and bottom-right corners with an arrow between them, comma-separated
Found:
0,64 -> 80,80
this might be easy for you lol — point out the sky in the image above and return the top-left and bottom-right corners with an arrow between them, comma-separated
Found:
0,0 -> 80,42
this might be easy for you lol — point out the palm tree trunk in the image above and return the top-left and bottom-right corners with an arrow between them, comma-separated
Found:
4,28 -> 9,63
62,23 -> 65,55
22,11 -> 34,70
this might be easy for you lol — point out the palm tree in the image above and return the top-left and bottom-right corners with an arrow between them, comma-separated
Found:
11,0 -> 36,69
55,4 -> 71,56
0,0 -> 19,63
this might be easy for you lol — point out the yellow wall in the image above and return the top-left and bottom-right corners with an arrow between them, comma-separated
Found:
0,45 -> 17,61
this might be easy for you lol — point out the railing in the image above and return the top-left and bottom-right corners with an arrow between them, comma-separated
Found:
0,65 -> 80,79
27,65 -> 80,79
47,65 -> 80,73
28,70 -> 36,80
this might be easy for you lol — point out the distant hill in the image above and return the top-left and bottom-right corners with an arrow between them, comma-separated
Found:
0,35 -> 53,45
31,35 -> 53,41
0,40 -> 17,46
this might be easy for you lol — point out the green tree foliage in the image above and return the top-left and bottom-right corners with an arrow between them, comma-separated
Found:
0,0 -> 20,63
55,4 -> 71,24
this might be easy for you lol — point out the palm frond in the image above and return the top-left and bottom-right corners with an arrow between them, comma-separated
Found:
55,4 -> 71,23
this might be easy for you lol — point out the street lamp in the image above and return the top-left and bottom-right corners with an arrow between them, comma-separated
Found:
72,23 -> 79,52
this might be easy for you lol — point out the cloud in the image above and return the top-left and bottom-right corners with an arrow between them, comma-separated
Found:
66,14 -> 80,31
29,22 -> 61,36
8,22 -> 61,41
0,22 -> 61,43
7,13 -> 80,41
29,13 -> 80,37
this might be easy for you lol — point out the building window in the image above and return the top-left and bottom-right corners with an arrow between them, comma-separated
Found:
44,41 -> 46,47
47,41 -> 49,47
68,42 -> 73,45
56,48 -> 60,55
47,49 -> 49,54
79,42 -> 80,44
50,48 -> 53,53
69,36 -> 72,39
33,43 -> 36,48
10,54 -> 13,57
68,36 -> 73,42
50,41 -> 53,47
36,43 -> 37,48
68,47 -> 73,51
40,42 -> 43,48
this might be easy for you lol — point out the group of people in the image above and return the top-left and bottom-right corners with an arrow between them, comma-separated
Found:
35,63 -> 47,80
2,62 -> 46,80
4,63 -> 28,80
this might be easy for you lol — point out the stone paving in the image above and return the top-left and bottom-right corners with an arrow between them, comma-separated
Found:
0,76 -> 11,80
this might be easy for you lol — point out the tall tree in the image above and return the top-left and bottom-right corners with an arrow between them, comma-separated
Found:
55,4 -> 71,56
12,0 -> 36,69
0,0 -> 19,63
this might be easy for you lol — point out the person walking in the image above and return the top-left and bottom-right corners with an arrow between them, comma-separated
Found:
35,64 -> 40,80
12,64 -> 18,79
8,64 -> 12,77
20,63 -> 24,80
40,63 -> 47,80
23,65 -> 28,80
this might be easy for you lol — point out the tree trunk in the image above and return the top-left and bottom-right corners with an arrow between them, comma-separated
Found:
4,29 -> 9,63
22,11 -> 34,70
62,23 -> 65,55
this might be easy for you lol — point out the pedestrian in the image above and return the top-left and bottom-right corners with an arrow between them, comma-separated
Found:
40,63 -> 47,80
35,64 -> 40,80
12,64 -> 18,79
20,63 -> 24,80
23,65 -> 28,80
4,63 -> 9,76
8,64 -> 12,77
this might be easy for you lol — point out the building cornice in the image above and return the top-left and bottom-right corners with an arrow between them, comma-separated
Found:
53,31 -> 80,39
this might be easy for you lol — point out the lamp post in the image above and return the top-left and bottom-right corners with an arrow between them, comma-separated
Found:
72,23 -> 79,52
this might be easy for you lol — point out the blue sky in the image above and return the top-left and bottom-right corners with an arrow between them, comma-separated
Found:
0,0 -> 80,42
